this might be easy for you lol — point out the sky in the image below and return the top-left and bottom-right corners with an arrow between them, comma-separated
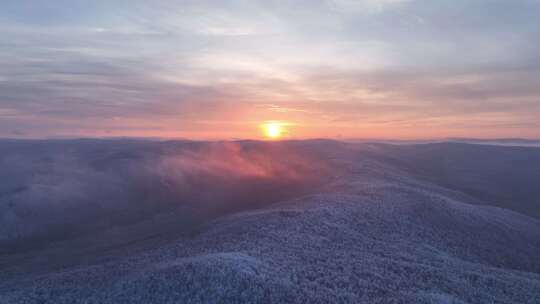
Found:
1,0 -> 539,140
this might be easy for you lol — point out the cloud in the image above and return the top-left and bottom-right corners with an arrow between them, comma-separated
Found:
0,140 -> 331,244
0,0 -> 539,138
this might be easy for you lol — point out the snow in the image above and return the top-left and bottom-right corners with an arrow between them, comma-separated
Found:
1,139 -> 539,303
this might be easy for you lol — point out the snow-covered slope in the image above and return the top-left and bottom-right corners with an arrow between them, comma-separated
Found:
1,139 -> 539,303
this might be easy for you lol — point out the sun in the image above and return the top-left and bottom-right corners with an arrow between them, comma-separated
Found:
262,121 -> 284,139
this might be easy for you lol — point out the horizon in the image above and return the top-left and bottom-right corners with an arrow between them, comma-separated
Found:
2,136 -> 540,150
2,135 -> 540,141
2,0 -> 540,139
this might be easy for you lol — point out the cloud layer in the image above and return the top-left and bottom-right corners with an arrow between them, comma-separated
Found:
1,0 -> 539,138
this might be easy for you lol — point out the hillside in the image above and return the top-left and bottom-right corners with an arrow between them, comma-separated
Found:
1,140 -> 539,303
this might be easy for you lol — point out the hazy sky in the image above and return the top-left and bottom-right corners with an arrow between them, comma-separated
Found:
1,0 -> 540,139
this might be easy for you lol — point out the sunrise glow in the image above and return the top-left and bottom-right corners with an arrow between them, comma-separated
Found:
262,122 -> 285,139
1,1 -> 539,140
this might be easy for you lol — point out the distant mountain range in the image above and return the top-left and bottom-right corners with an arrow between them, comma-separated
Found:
345,137 -> 540,146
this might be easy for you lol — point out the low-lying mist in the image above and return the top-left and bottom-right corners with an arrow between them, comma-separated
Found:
0,140 -> 333,246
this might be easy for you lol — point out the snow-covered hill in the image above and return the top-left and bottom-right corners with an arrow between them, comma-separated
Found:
1,139 -> 539,303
